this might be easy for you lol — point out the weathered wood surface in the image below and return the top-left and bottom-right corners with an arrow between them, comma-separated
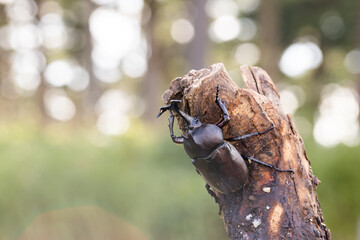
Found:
161,63 -> 330,240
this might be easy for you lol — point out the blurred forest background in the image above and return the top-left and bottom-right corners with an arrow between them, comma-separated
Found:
0,0 -> 359,239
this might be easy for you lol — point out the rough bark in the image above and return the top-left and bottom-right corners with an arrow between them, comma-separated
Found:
161,63 -> 330,240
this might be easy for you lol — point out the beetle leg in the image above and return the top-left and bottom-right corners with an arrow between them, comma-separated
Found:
156,100 -> 182,118
168,112 -> 184,144
215,85 -> 230,128
206,184 -> 222,214
157,100 -> 202,129
225,124 -> 274,141
205,183 -> 219,200
246,156 -> 294,172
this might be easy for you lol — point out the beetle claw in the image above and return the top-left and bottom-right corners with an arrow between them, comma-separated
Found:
156,109 -> 165,118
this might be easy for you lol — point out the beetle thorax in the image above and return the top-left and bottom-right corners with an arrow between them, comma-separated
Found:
183,124 -> 224,159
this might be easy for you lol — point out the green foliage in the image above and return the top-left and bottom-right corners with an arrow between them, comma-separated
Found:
0,121 -> 358,239
0,122 -> 226,240
306,139 -> 360,240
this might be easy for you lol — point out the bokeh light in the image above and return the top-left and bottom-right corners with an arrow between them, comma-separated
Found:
11,50 -> 46,73
9,23 -> 43,50
209,15 -> 241,42
95,89 -> 134,135
279,85 -> 306,115
90,7 -> 141,60
279,41 -> 323,78
97,111 -> 130,136
89,5 -> 144,83
320,12 -> 344,40
5,0 -> 37,21
237,0 -> 259,13
0,0 -> 14,4
117,0 -> 144,15
44,89 -> 76,121
314,85 -> 359,147
206,0 -> 239,18
170,18 -> 195,44
93,64 -> 122,83
91,0 -> 114,6
39,13 -> 68,49
44,59 -> 75,87
238,18 -> 257,41
67,66 -> 89,92
280,89 -> 299,115
234,43 -> 260,65
13,69 -> 40,93
344,49 -> 360,74
122,51 -> 148,78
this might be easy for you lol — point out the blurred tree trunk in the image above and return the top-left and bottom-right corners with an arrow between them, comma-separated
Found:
0,5 -> 6,84
188,0 -> 209,70
161,63 -> 330,240
259,0 -> 281,81
142,0 -> 164,122
33,0 -> 48,122
356,0 -> 360,123
81,0 -> 102,116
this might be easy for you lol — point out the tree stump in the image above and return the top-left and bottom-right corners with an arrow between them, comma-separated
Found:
161,63 -> 331,240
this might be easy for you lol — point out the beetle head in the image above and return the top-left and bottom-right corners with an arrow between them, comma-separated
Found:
183,116 -> 202,130
183,124 -> 224,159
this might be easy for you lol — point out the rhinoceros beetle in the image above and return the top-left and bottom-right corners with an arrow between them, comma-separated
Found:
157,86 -> 293,194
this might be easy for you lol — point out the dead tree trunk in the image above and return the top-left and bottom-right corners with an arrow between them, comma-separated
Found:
161,63 -> 330,240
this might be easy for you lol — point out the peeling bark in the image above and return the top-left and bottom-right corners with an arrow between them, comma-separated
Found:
161,63 -> 330,240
